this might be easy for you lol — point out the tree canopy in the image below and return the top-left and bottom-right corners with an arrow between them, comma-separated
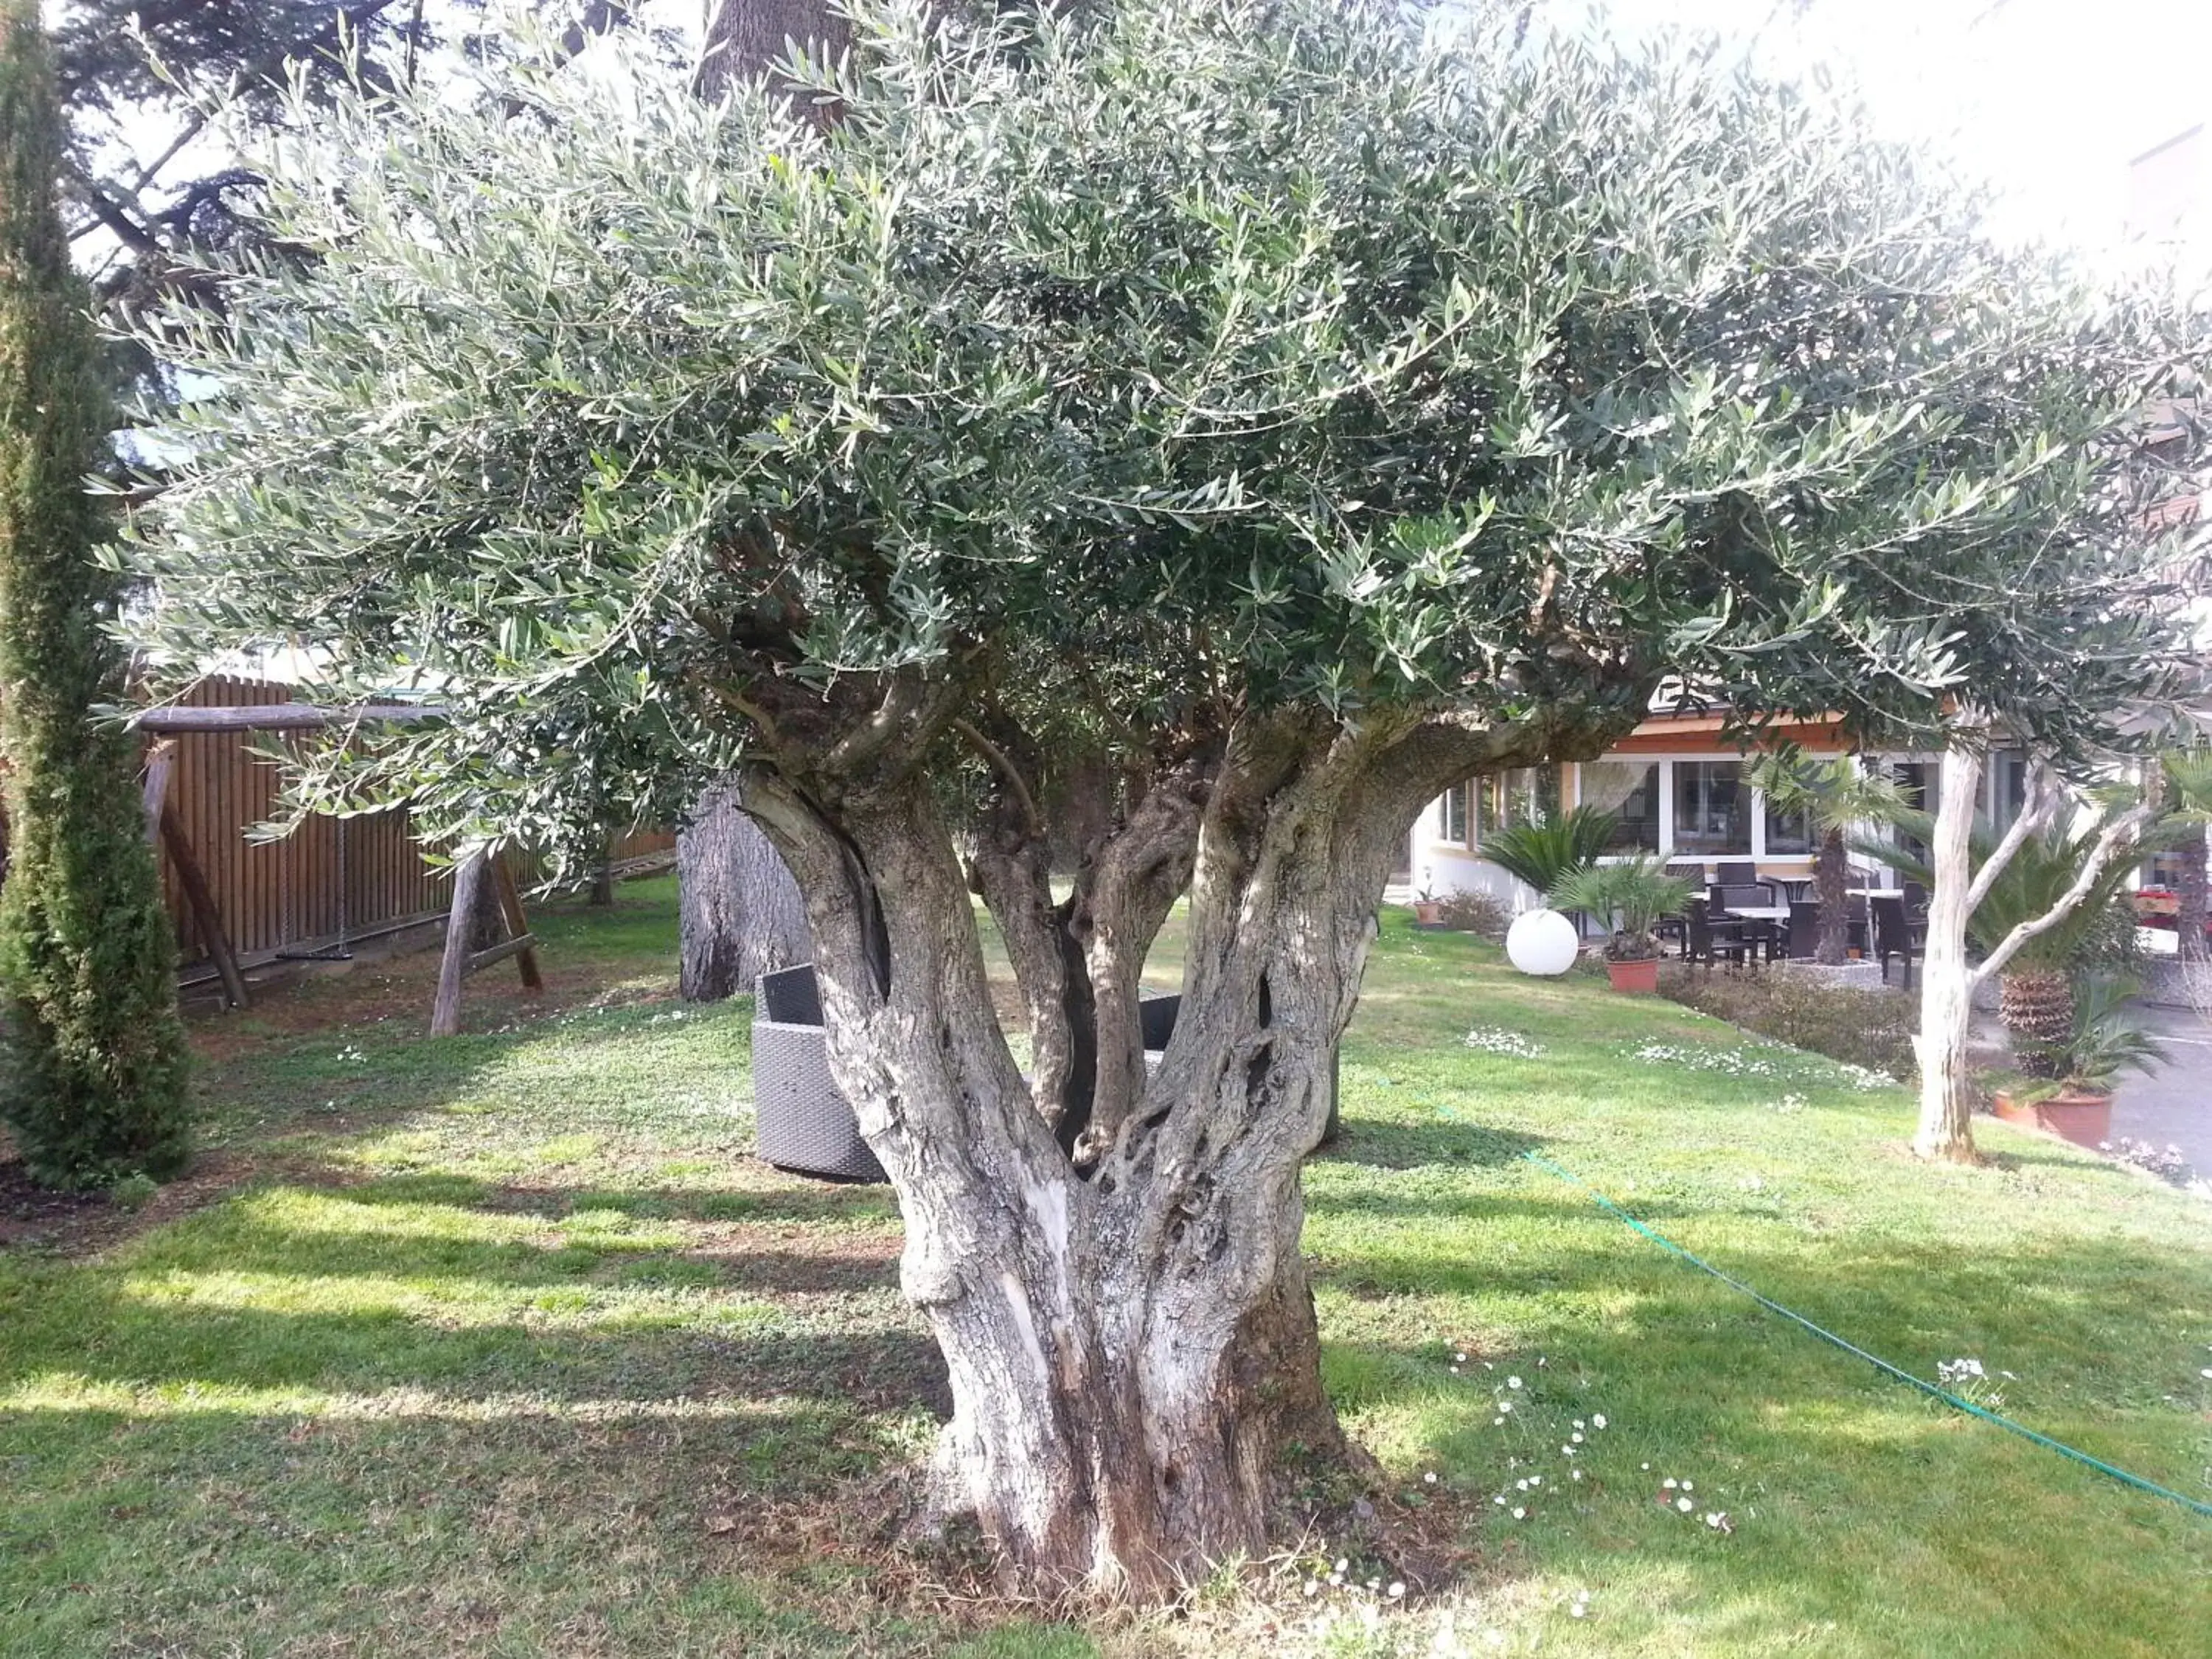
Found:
130,0 -> 2206,849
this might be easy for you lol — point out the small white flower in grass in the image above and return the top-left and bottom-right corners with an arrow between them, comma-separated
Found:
1572,1419 -> 1585,1430
1493,1417 -> 1504,1427
1388,1582 -> 1405,1599
1561,1445 -> 1573,1455
1335,1559 -> 1348,1573
1304,1581 -> 1319,1598
1641,1462 -> 1650,1471
1424,1471 -> 1438,1484
1571,1432 -> 1584,1444
1516,1479 -> 1528,1491
1663,1478 -> 1677,1489
1676,1497 -> 1694,1512
1571,1470 -> 1583,1481
1507,1376 -> 1523,1389
1493,1495 -> 1505,1506
1455,1352 -> 1467,1363
1592,1414 -> 1607,1428
1500,1401 -> 1514,1413
1511,1506 -> 1526,1520
1450,1366 -> 1461,1375
1681,1481 -> 1693,1492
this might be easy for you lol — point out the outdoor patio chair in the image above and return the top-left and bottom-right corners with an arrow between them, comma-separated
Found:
1715,860 -> 1759,888
1685,897 -> 1758,970
1786,900 -> 1822,959
1871,895 -> 1922,990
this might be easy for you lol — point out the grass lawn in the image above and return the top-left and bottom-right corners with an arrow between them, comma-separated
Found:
2,875 -> 2208,1656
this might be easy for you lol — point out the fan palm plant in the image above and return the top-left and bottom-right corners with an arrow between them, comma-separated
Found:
1866,809 -> 2183,1074
1475,804 -> 1618,899
1744,753 -> 1910,964
1548,860 -> 1697,961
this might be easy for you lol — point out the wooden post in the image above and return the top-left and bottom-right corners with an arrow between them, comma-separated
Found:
429,847 -> 543,1034
491,852 -> 544,990
142,740 -> 251,1011
431,849 -> 488,1037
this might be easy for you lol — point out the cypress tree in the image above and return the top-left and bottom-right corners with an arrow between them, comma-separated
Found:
0,0 -> 188,1188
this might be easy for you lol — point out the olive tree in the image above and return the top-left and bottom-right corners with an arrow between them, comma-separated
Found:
128,0 -> 2202,1594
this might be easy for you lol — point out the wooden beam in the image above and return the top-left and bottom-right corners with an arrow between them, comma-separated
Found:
430,849 -> 488,1037
149,776 -> 251,1012
490,852 -> 544,991
135,703 -> 444,734
141,738 -> 174,845
467,933 -> 539,973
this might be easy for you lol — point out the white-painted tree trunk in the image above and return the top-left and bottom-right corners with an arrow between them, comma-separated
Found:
1913,740 -> 1983,1161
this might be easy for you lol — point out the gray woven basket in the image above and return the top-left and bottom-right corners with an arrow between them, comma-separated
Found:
752,965 -> 887,1183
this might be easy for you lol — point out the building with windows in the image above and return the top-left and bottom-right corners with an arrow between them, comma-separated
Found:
1409,712 -> 2035,911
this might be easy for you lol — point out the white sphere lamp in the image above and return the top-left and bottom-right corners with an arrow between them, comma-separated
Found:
1506,908 -> 1579,978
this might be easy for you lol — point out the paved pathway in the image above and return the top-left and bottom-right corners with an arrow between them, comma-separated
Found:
2109,1004 -> 2212,1172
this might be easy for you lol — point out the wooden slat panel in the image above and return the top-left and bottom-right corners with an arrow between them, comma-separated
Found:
149,672 -> 666,970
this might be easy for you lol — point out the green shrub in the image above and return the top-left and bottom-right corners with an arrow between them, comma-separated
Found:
0,4 -> 190,1188
1435,889 -> 1509,939
1657,966 -> 1918,1080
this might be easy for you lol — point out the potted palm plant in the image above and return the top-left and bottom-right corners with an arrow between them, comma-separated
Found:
1867,810 -> 2185,1068
1548,859 -> 1696,994
1989,977 -> 2168,1148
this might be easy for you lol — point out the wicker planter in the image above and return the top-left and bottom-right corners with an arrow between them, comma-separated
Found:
1991,1085 -> 2113,1150
1606,955 -> 1660,995
752,965 -> 887,1183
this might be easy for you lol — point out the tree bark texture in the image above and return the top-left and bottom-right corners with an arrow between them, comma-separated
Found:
1913,740 -> 1983,1162
1815,826 -> 1849,965
737,675 -> 1616,1596
678,773 -> 808,1003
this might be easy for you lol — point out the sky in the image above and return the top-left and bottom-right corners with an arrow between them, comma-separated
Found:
56,0 -> 2212,270
1582,0 -> 2212,264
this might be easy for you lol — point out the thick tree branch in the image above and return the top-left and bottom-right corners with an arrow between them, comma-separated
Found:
1970,802 -> 2154,990
1962,761 -> 2061,914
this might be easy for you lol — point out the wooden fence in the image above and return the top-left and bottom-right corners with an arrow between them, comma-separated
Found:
152,675 -> 672,978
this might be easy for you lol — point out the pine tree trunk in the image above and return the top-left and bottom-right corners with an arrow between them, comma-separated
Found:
1913,737 -> 1982,1162
1815,827 -> 1849,964
678,773 -> 808,1002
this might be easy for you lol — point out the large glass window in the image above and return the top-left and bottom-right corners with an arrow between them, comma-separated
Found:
1441,782 -> 1470,846
1991,750 -> 2030,830
1577,761 -> 1660,852
1761,791 -> 1812,856
1503,767 -> 1559,829
1672,761 -> 1751,855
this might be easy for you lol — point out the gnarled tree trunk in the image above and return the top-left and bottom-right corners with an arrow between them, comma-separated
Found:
741,684 -> 1604,1594
678,773 -> 808,1002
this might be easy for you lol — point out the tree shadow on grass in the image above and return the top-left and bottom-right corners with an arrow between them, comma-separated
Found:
1317,1113 -> 1543,1171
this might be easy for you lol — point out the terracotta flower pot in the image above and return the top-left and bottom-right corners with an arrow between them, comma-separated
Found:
1991,1086 -> 2113,1150
1413,902 -> 1443,926
1606,955 -> 1660,995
